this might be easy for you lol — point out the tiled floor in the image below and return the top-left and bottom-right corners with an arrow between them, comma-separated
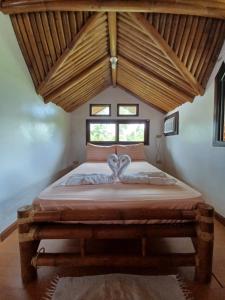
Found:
0,220 -> 225,300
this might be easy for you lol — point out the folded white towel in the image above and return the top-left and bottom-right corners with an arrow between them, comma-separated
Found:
61,154 -> 120,186
119,175 -> 176,185
62,173 -> 115,185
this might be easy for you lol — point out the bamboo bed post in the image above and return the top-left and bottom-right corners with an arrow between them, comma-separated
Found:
195,203 -> 214,283
17,205 -> 40,283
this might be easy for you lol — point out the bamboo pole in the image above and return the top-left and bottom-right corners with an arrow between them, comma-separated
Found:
195,203 -> 214,283
32,253 -> 195,268
17,205 -> 40,283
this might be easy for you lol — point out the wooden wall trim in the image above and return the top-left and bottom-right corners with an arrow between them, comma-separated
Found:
215,212 -> 225,227
1,1 -> 225,19
0,221 -> 17,242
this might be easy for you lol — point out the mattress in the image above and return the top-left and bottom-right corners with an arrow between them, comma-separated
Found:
33,161 -> 203,223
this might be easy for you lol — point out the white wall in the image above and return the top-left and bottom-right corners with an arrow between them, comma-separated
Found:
71,86 -> 165,165
164,41 -> 225,216
0,13 -> 72,232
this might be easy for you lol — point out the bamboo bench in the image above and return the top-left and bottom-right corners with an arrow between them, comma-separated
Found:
17,202 -> 214,284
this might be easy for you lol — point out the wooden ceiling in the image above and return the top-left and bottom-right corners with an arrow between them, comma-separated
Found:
1,1 -> 225,113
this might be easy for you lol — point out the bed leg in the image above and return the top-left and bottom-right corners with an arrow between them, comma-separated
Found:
17,205 -> 40,284
195,203 -> 214,283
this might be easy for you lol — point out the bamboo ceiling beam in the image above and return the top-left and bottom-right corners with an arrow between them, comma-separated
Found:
1,1 -> 225,19
37,12 -> 104,94
128,12 -> 204,96
44,56 -> 109,101
108,12 -> 117,87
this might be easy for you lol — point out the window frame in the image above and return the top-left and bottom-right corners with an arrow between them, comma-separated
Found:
213,62 -> 225,147
89,104 -> 111,117
163,112 -> 179,136
117,104 -> 139,117
86,119 -> 149,145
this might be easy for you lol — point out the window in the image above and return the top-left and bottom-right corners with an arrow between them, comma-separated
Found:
90,104 -> 111,116
213,62 -> 225,146
86,119 -> 149,145
164,112 -> 179,136
117,104 -> 139,116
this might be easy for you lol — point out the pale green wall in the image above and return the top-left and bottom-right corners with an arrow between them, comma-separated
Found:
0,13 -> 72,231
165,41 -> 225,216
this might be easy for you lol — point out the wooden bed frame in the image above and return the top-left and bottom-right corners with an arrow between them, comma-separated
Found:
17,202 -> 214,284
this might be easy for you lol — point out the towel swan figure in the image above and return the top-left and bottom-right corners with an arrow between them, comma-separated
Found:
62,154 -> 120,185
118,154 -> 177,185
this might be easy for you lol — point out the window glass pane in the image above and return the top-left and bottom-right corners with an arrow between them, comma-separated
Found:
91,105 -> 110,116
118,105 -> 138,116
119,123 -> 145,142
90,123 -> 116,142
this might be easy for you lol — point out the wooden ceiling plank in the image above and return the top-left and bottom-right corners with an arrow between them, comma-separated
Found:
52,70 -> 109,103
118,67 -> 178,108
45,56 -> 109,101
63,78 -> 109,104
76,11 -> 84,31
68,12 -> 77,38
37,12 -> 104,94
41,12 -> 57,63
187,17 -> 207,72
159,13 -> 166,37
57,79 -> 108,106
168,15 -> 180,50
200,21 -> 225,87
108,12 -> 117,86
118,35 -> 179,73
118,83 -> 167,114
2,1 -> 225,19
118,47 -> 194,95
67,83 -> 111,113
194,20 -> 218,80
23,13 -> 46,81
118,75 -> 172,112
190,18 -> 213,75
54,12 -> 66,51
46,51 -> 108,95
29,13 -> 49,74
62,11 -> 72,45
10,14 -> 39,87
61,73 -> 110,103
49,47 -> 108,89
163,14 -> 172,43
182,17 -> 199,66
48,11 -> 61,59
129,12 -> 204,95
177,16 -> 193,60
59,79 -> 109,107
198,20 -> 224,83
118,62 -> 189,104
118,22 -> 165,56
62,78 -> 110,108
16,14 -> 42,84
174,15 -> 187,56
48,40 -> 108,81
35,12 -> 53,69
118,43 -> 187,83
120,64 -> 185,105
50,38 -> 108,78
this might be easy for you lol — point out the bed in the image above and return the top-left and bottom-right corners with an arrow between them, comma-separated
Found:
17,159 -> 214,284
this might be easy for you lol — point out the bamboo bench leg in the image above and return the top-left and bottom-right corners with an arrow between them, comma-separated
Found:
18,205 -> 40,284
195,203 -> 214,283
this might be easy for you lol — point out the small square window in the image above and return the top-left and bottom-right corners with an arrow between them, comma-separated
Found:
117,104 -> 139,116
90,104 -> 111,116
